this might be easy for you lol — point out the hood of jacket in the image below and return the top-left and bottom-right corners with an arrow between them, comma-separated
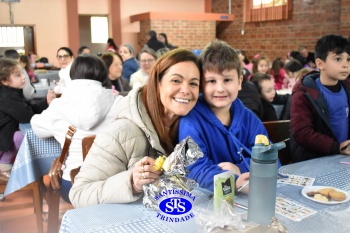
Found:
52,79 -> 114,130
193,96 -> 247,135
114,86 -> 164,153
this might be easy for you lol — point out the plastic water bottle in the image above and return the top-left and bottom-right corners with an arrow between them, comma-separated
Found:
247,135 -> 285,226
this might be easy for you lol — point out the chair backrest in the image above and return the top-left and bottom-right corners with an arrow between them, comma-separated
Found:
263,120 -> 291,165
70,135 -> 95,183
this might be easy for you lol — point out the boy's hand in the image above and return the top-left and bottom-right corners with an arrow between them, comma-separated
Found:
236,172 -> 250,194
218,162 -> 242,175
340,140 -> 350,155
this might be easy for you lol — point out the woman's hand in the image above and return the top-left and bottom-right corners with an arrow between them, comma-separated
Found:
112,85 -> 119,96
236,172 -> 250,194
46,90 -> 56,105
131,156 -> 162,193
218,162 -> 242,176
340,140 -> 350,155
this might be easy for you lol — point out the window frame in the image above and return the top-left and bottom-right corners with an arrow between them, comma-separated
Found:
244,0 -> 291,23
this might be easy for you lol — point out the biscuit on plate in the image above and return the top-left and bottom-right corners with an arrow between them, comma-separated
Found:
318,188 -> 334,197
329,191 -> 346,201
314,194 -> 329,202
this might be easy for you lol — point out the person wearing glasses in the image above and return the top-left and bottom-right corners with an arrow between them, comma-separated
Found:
130,48 -> 157,88
54,47 -> 74,94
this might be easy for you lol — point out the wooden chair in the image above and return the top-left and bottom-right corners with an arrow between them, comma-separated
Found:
0,180 -> 44,233
70,135 -> 96,184
263,120 -> 291,165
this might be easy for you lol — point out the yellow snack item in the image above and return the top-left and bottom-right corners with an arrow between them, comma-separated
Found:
314,194 -> 329,202
255,134 -> 269,146
329,191 -> 346,201
318,188 -> 335,197
153,155 -> 167,171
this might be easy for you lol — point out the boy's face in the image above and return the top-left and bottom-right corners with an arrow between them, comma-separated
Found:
260,79 -> 275,103
316,52 -> 350,85
202,69 -> 242,113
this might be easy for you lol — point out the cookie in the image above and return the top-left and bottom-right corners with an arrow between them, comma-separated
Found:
329,191 -> 346,201
318,188 -> 334,197
314,194 -> 329,202
307,191 -> 319,197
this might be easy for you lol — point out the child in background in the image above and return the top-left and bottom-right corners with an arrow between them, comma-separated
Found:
290,34 -> 350,162
270,58 -> 285,90
0,58 -> 55,180
283,60 -> 303,90
179,40 -> 268,192
20,54 -> 37,83
295,67 -> 313,82
251,73 -> 291,121
252,55 -> 270,75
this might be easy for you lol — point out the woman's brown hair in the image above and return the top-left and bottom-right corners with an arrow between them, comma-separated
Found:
142,48 -> 201,155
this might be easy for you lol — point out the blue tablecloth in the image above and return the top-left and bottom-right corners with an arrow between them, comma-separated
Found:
4,123 -> 61,196
60,155 -> 350,233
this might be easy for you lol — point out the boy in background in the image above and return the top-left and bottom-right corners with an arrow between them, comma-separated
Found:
291,34 -> 350,162
178,40 -> 268,192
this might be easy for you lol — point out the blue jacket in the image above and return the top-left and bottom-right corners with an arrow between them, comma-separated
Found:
122,58 -> 139,83
179,97 -> 268,191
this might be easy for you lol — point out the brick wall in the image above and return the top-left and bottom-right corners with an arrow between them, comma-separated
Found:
212,0 -> 348,62
138,20 -> 216,50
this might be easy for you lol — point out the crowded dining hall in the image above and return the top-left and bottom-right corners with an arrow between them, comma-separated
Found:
1,0 -> 350,232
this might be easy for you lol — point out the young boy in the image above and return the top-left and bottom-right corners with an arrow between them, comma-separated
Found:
250,73 -> 290,121
290,34 -> 350,162
178,40 -> 268,192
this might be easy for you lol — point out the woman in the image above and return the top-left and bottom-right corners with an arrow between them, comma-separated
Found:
130,48 -> 157,88
158,32 -> 175,49
31,54 -> 123,203
54,47 -> 74,94
118,44 -> 139,83
101,52 -> 131,96
69,48 -> 201,208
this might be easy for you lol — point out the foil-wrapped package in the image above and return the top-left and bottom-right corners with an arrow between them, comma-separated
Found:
143,136 -> 203,210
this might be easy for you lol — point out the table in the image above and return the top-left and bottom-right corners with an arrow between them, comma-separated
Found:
4,123 -> 61,196
60,155 -> 350,233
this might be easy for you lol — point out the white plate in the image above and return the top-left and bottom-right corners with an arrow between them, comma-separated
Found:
301,186 -> 350,204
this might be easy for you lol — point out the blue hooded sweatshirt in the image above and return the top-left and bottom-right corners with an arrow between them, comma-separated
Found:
179,97 -> 268,191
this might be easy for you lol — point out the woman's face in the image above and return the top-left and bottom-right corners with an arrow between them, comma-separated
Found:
158,35 -> 165,43
158,61 -> 200,125
119,46 -> 132,61
108,55 -> 123,80
57,49 -> 73,68
140,52 -> 156,74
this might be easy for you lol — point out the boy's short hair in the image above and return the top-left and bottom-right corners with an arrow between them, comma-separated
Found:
199,39 -> 241,77
315,34 -> 350,61
250,72 -> 272,94
4,49 -> 20,60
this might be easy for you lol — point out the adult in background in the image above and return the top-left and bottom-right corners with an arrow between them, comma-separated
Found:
130,48 -> 157,88
69,48 -> 201,207
77,46 -> 91,55
145,30 -> 166,53
119,44 -> 139,83
101,52 -> 131,96
54,47 -> 74,94
158,33 -> 175,49
31,54 -> 123,203
4,49 -> 35,100
298,45 -> 316,68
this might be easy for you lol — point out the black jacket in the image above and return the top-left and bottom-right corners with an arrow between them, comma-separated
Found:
0,86 -> 48,151
238,80 -> 263,119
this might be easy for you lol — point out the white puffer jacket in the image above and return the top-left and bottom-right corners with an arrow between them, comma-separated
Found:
69,87 -> 166,208
31,79 -> 123,181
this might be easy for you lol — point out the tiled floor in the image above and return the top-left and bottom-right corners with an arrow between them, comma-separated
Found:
0,190 -> 73,233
